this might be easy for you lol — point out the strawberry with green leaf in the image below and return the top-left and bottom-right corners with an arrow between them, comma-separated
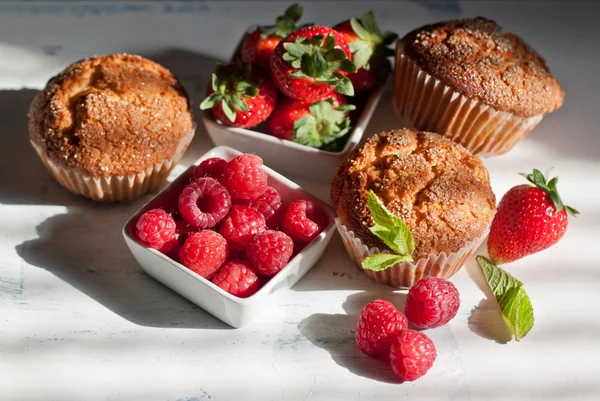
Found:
270,25 -> 357,102
334,11 -> 397,92
361,191 -> 415,271
240,3 -> 305,68
268,92 -> 355,148
200,62 -> 278,128
487,168 -> 579,264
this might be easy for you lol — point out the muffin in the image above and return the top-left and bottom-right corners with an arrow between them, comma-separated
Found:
331,128 -> 496,288
393,17 -> 564,156
28,54 -> 195,202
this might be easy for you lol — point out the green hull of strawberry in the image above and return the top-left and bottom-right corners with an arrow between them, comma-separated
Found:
268,92 -> 348,140
270,25 -> 354,102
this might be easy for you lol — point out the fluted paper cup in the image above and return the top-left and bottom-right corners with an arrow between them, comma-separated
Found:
336,219 -> 489,288
30,126 -> 195,202
393,51 -> 543,156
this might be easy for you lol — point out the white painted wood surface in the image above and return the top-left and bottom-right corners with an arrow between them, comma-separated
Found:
1,1 -> 599,400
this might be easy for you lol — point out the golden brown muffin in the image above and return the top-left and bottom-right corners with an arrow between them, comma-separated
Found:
28,54 -> 194,201
331,128 -> 496,261
401,17 -> 563,117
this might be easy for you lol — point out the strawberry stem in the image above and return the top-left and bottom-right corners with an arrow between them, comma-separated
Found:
520,168 -> 579,216
200,61 -> 261,123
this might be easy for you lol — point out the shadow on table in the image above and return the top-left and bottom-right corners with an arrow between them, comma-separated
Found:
16,204 -> 230,330
298,291 -> 407,383
11,50 -> 231,329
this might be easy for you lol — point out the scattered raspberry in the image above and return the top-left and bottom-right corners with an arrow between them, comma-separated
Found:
136,209 -> 177,250
219,205 -> 266,251
212,259 -> 261,298
237,186 -> 283,229
179,177 -> 231,229
282,199 -> 327,242
179,230 -> 228,278
223,154 -> 268,201
404,277 -> 460,329
193,157 -> 228,182
246,230 -> 294,276
355,300 -> 408,357
389,329 -> 436,381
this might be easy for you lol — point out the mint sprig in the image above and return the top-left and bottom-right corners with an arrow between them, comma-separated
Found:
477,256 -> 535,341
361,191 -> 415,271
293,98 -> 356,148
520,168 -> 579,216
283,34 -> 356,96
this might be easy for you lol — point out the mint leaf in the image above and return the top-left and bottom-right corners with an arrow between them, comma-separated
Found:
477,256 -> 535,341
367,190 -> 415,254
362,191 -> 415,270
361,253 -> 412,271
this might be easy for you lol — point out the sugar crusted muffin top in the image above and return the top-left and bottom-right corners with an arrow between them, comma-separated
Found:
331,129 -> 496,261
29,54 -> 193,176
401,17 -> 564,117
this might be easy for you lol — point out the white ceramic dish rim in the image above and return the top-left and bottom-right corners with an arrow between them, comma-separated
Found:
122,145 -> 336,306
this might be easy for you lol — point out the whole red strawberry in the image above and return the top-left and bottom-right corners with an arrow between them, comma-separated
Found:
270,25 -> 356,102
355,300 -> 408,357
488,169 -> 579,264
389,329 -> 436,381
240,4 -> 304,68
334,12 -> 397,92
200,62 -> 277,128
404,277 -> 460,329
268,92 -> 355,149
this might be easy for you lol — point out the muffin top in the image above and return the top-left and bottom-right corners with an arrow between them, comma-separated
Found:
29,54 -> 193,176
401,17 -> 564,117
331,129 -> 496,261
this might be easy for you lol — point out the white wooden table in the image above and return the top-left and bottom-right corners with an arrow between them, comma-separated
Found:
1,1 -> 599,400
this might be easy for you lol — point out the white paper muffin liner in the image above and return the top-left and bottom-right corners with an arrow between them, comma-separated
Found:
30,126 -> 195,202
393,51 -> 544,156
335,219 -> 490,289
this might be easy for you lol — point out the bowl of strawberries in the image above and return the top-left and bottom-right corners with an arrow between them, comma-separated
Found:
122,146 -> 336,328
201,4 -> 396,181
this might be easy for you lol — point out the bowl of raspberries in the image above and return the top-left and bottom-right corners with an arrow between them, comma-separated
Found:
123,146 -> 335,328
201,4 -> 396,181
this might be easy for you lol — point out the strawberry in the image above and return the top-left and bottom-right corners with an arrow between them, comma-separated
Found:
488,169 -> 579,264
240,4 -> 304,68
267,92 -> 355,149
200,62 -> 278,128
334,11 -> 397,92
270,25 -> 356,102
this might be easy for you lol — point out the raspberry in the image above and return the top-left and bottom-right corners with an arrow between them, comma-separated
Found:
193,157 -> 227,182
355,300 -> 408,357
179,230 -> 228,278
136,209 -> 177,250
223,154 -> 268,200
179,177 -> 231,229
237,186 -> 283,229
246,230 -> 294,276
282,199 -> 327,242
389,329 -> 436,381
212,259 -> 261,298
404,277 -> 460,329
219,205 -> 266,251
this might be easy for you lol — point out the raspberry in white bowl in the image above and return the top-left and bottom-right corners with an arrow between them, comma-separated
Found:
123,146 -> 336,328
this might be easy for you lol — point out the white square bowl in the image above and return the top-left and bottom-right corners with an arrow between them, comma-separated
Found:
122,146 -> 336,328
203,80 -> 385,182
